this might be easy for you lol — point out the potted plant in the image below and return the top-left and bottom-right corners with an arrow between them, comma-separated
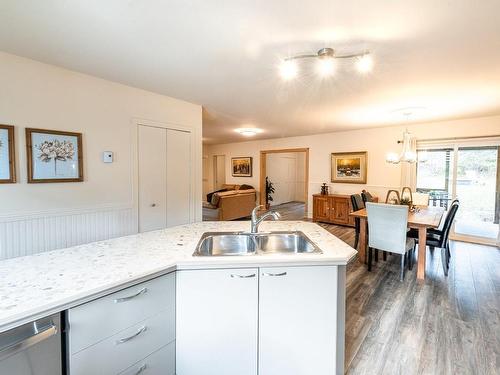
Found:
265,177 -> 275,209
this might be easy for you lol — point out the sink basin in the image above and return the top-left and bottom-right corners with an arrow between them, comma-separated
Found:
194,231 -> 322,256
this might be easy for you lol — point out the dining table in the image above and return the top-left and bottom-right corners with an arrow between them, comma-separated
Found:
350,205 -> 445,281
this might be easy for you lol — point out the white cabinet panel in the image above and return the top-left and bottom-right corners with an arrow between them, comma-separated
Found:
70,310 -> 174,375
138,125 -> 167,232
166,129 -> 191,227
259,266 -> 338,375
119,341 -> 175,375
176,268 -> 258,375
68,273 -> 175,354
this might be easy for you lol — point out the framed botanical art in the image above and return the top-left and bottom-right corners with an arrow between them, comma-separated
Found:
232,157 -> 252,177
0,124 -> 16,183
26,128 -> 83,183
331,151 -> 367,184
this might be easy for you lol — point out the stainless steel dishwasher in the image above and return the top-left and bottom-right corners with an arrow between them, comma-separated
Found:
0,313 -> 62,375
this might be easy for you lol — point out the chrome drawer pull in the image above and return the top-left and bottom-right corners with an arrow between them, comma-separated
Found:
262,271 -> 287,277
133,364 -> 147,375
115,326 -> 147,345
230,273 -> 256,278
114,288 -> 148,303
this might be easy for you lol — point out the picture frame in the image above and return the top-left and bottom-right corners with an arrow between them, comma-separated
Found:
0,124 -> 16,184
26,128 -> 84,183
231,157 -> 252,177
331,151 -> 367,184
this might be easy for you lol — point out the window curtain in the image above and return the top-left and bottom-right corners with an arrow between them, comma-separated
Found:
400,136 -> 417,189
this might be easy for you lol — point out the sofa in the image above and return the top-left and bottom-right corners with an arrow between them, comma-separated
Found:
203,184 -> 257,221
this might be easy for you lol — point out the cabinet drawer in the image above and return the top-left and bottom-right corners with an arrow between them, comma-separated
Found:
68,273 -> 175,354
70,310 -> 175,375
119,342 -> 175,375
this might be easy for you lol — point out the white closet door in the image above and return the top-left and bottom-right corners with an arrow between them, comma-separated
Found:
166,129 -> 191,226
138,125 -> 167,232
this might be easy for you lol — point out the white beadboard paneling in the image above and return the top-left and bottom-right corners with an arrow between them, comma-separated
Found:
0,205 -> 135,260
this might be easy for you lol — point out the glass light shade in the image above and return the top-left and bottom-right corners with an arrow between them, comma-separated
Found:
386,152 -> 400,164
356,54 -> 373,73
316,58 -> 335,77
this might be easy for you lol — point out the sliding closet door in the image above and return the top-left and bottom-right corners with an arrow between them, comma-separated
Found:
138,125 -> 167,232
166,129 -> 191,226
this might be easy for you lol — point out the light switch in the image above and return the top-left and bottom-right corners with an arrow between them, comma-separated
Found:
103,151 -> 113,163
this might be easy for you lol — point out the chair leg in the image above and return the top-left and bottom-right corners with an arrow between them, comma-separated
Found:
446,242 -> 451,263
368,247 -> 373,272
354,231 -> 359,250
400,253 -> 405,281
441,247 -> 449,276
383,251 -> 387,261
408,250 -> 413,270
375,249 -> 378,262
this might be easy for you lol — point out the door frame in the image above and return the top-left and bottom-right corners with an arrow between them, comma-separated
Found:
260,148 -> 309,212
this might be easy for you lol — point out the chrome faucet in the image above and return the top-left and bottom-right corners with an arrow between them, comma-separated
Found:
251,205 -> 281,234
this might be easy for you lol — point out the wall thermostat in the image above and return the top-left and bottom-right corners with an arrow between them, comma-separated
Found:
103,151 -> 113,163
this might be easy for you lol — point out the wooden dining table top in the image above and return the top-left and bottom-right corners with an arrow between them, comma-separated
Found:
350,205 -> 445,228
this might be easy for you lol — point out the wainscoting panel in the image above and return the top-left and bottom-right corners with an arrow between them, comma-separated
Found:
0,205 -> 136,260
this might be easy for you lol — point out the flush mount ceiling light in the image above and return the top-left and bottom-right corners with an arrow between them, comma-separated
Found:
279,47 -> 372,80
234,128 -> 263,136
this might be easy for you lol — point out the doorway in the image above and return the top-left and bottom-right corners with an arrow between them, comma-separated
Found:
260,148 -> 309,217
416,138 -> 500,246
213,155 -> 226,190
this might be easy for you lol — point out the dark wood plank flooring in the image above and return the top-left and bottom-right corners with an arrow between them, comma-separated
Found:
273,202 -> 500,375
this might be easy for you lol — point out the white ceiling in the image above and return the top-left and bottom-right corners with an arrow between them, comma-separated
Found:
1,1 -> 500,144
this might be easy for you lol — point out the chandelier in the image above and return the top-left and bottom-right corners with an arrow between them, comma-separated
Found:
386,130 -> 417,164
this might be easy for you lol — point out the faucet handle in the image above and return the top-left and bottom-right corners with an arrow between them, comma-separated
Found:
252,205 -> 264,218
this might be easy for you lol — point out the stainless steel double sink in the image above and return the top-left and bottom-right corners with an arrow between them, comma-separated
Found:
194,231 -> 322,256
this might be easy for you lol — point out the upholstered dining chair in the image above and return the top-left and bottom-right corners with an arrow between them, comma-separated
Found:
408,201 -> 459,276
366,203 -> 415,281
361,190 -> 374,203
350,194 -> 365,249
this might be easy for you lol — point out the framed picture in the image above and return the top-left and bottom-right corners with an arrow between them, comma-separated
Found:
0,124 -> 16,183
232,157 -> 252,177
26,128 -> 83,183
331,151 -> 367,184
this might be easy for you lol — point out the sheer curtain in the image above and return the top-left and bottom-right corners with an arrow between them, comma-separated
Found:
400,137 -> 417,189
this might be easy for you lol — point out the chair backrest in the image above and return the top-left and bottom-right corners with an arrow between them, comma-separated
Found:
350,194 -> 365,211
361,190 -> 374,203
366,202 -> 409,255
412,192 -> 430,206
439,202 -> 459,247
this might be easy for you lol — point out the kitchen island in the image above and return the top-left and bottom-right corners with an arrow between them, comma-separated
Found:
0,221 -> 356,375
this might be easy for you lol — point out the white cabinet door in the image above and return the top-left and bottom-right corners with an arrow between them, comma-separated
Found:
176,268 -> 258,375
138,125 -> 167,232
259,266 -> 338,375
166,129 -> 191,227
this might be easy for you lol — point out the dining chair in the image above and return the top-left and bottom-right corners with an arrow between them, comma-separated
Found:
408,202 -> 459,276
350,194 -> 365,250
361,190 -> 374,203
366,203 -> 415,281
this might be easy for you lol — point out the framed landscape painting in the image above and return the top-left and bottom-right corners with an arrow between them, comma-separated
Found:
0,124 -> 16,183
331,151 -> 367,184
26,128 -> 83,183
232,157 -> 252,177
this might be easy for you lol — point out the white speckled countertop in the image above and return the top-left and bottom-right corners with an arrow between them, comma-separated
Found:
0,221 -> 356,333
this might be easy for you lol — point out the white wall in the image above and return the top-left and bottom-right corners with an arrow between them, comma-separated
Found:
205,115 -> 500,216
0,52 -> 202,259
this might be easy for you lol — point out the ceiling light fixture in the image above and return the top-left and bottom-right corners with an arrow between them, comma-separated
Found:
279,47 -> 371,80
234,128 -> 263,136
386,129 -> 417,164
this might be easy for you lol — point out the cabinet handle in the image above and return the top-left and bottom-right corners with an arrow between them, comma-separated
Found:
262,271 -> 287,277
114,287 -> 148,303
151,203 -> 156,207
230,273 -> 256,278
115,326 -> 147,345
133,364 -> 147,375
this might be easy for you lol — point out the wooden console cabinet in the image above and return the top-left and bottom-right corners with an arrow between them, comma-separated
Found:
313,194 -> 355,227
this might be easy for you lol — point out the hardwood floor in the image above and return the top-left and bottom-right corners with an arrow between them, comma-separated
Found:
273,202 -> 500,375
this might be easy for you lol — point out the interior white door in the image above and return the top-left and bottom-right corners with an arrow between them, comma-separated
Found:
176,268 -> 258,375
138,125 -> 167,232
266,153 -> 297,206
166,129 -> 191,226
214,155 -> 226,190
259,266 -> 338,375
